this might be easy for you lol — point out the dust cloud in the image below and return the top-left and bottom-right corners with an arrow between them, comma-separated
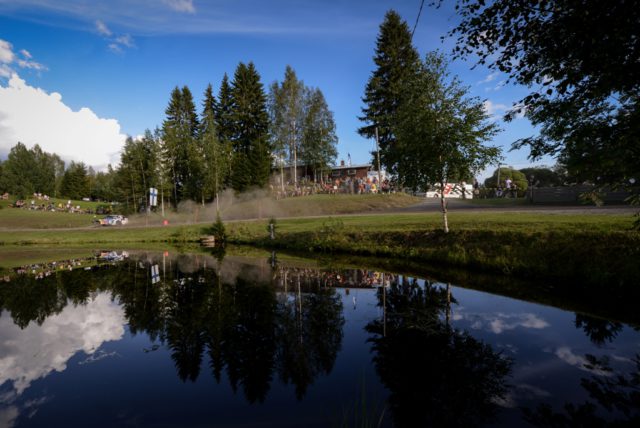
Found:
126,178 -> 324,226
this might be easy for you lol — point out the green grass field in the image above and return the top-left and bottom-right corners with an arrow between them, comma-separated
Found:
1,192 -> 637,286
0,210 -> 634,246
0,193 -> 421,230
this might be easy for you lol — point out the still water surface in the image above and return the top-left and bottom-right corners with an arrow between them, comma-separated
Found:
0,250 -> 638,427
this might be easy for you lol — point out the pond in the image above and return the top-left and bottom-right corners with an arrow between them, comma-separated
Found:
0,249 -> 638,427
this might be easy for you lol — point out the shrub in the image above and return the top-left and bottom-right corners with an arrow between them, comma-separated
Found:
210,212 -> 227,245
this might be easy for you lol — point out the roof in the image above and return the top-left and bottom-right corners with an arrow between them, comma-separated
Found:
331,164 -> 372,170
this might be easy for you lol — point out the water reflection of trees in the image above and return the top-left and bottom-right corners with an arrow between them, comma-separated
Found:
0,258 -> 345,404
574,313 -> 623,347
524,354 -> 640,426
366,278 -> 512,427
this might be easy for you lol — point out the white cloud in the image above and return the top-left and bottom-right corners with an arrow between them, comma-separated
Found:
493,80 -> 506,91
0,74 -> 127,169
108,43 -> 123,53
0,293 -> 126,396
478,72 -> 498,85
465,312 -> 550,334
483,100 -> 508,116
494,383 -> 551,408
16,58 -> 46,71
0,39 -> 47,75
0,64 -> 11,78
0,40 -> 15,63
0,406 -> 18,428
94,20 -> 134,53
163,0 -> 196,14
115,34 -> 134,48
555,347 -> 612,376
0,0 -> 362,36
95,19 -> 112,37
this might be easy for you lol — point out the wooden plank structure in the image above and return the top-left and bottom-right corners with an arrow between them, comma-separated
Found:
200,236 -> 216,248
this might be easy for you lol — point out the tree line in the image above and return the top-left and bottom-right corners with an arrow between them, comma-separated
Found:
0,63 -> 338,210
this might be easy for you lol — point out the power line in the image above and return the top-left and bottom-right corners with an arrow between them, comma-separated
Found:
411,0 -> 426,40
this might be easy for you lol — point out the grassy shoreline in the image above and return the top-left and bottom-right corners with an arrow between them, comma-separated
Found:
1,211 -> 637,286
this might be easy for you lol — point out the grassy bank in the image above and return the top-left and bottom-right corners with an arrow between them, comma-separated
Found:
224,212 -> 639,287
0,193 -> 420,229
1,209 -> 637,286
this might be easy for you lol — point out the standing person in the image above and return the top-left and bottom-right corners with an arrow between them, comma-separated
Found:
505,178 -> 512,197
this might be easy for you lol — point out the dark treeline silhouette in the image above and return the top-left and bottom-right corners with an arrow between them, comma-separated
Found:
0,255 -> 344,404
366,277 -> 512,427
523,353 -> 640,427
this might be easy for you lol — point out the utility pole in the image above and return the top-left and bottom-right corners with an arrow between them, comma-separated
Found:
375,127 -> 382,188
292,120 -> 297,187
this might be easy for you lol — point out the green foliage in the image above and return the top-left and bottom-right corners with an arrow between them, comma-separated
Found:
519,167 -> 564,187
230,62 -> 271,192
91,165 -> 118,202
269,66 -> 339,184
268,65 -> 305,171
115,130 -> 160,211
446,0 -> 640,192
200,84 -> 229,203
359,10 -> 421,173
394,51 -> 500,230
484,168 -> 528,191
314,217 -> 346,251
170,226 -> 200,244
161,86 -> 200,206
210,212 -> 227,245
216,73 -> 235,188
60,161 -> 90,200
0,143 -> 63,198
300,87 -> 338,178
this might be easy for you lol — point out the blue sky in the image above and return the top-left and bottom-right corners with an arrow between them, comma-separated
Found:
0,0 -> 553,175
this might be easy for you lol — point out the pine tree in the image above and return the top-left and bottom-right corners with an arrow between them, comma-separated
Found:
230,62 -> 271,192
161,86 -> 200,206
60,161 -> 90,200
359,10 -> 421,176
216,74 -> 235,188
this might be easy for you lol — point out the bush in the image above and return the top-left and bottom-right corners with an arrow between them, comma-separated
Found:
210,212 -> 227,245
484,167 -> 528,191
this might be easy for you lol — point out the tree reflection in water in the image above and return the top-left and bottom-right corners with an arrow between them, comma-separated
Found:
523,354 -> 640,427
0,254 -> 345,405
366,277 -> 512,428
574,313 -> 624,347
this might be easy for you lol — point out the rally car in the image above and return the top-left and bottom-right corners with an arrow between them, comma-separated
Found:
98,215 -> 129,226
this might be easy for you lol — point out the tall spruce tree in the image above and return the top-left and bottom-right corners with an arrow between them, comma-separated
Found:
216,74 -> 235,188
359,10 -> 421,176
60,161 -> 90,200
229,62 -> 271,192
161,86 -> 199,206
